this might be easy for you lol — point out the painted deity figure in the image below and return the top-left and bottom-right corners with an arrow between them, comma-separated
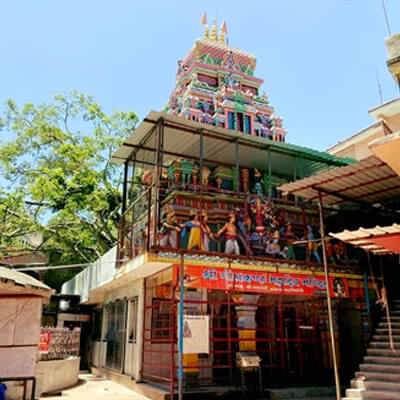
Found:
225,50 -> 236,70
159,208 -> 181,248
225,71 -> 237,88
249,197 -> 269,237
281,221 -> 297,260
265,224 -> 281,257
200,211 -> 214,252
304,224 -> 321,263
215,212 -> 240,255
181,212 -> 203,251
253,169 -> 264,196
176,60 -> 184,80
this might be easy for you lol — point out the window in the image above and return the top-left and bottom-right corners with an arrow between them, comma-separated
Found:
198,73 -> 218,87
227,112 -> 235,130
151,298 -> 172,340
237,112 -> 244,132
244,115 -> 251,134
242,84 -> 258,95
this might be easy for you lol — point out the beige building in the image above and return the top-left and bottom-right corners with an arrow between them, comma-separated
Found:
327,32 -> 400,161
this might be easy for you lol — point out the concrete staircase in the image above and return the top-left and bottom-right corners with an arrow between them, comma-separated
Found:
343,299 -> 400,400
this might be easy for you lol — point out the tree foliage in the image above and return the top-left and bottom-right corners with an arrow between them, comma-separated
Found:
0,91 -> 138,287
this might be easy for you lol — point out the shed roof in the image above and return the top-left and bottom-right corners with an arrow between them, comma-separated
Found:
111,111 -> 354,178
0,266 -> 52,296
279,155 -> 400,210
330,224 -> 400,254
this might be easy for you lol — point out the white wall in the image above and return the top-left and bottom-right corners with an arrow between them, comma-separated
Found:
61,246 -> 117,303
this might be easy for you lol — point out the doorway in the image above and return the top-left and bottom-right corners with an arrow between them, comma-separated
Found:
124,297 -> 138,377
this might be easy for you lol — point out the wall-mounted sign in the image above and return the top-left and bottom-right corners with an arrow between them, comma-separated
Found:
38,332 -> 51,354
174,265 -> 348,298
180,315 -> 210,354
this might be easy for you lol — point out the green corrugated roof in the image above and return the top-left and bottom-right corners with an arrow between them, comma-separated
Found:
267,140 -> 356,167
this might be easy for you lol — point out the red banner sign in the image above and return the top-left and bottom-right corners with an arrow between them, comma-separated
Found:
175,265 -> 348,298
38,332 -> 51,353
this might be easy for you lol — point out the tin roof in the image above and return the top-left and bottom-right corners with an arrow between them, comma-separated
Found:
0,266 -> 51,295
279,155 -> 400,210
330,224 -> 400,254
111,111 -> 354,178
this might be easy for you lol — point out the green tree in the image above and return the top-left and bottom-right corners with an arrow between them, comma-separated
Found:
0,91 -> 138,289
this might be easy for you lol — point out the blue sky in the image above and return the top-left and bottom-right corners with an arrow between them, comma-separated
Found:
1,1 -> 399,151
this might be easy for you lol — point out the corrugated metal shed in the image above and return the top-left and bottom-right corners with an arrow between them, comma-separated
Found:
111,111 -> 354,179
330,224 -> 400,254
279,155 -> 400,209
0,266 -> 51,295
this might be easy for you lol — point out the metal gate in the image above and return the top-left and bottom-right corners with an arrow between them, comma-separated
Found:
141,266 -> 338,395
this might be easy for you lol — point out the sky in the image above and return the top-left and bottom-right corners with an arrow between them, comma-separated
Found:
1,0 -> 400,151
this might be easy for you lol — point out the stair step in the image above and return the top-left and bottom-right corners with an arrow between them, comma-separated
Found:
367,348 -> 400,357
376,328 -> 400,334
351,378 -> 400,391
349,390 -> 400,399
370,341 -> 400,349
379,321 -> 400,327
389,311 -> 400,316
364,355 -> 400,364
360,363 -> 400,373
356,370 -> 400,382
345,388 -> 363,398
372,334 -> 400,341
264,386 -> 335,399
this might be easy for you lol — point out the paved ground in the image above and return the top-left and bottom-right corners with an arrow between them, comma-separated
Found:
42,374 -> 151,400
41,375 -> 336,400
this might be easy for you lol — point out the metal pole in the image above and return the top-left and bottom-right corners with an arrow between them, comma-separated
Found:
122,161 -> 129,214
171,275 -> 177,399
235,139 -> 240,192
227,260 -> 233,383
317,190 -> 341,400
153,120 -> 164,247
178,254 -> 185,400
268,147 -> 272,197
199,129 -> 204,186
364,272 -> 371,315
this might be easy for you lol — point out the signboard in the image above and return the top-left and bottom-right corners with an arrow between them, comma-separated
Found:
180,315 -> 210,354
38,332 -> 51,354
175,265 -> 348,298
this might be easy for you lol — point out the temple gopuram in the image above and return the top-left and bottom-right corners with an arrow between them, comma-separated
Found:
164,20 -> 286,141
61,17 -> 386,400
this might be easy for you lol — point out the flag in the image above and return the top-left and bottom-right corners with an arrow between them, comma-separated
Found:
220,20 -> 227,34
200,11 -> 207,25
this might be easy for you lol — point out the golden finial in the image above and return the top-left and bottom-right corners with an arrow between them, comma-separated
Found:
219,21 -> 227,45
211,19 -> 218,42
204,25 -> 210,40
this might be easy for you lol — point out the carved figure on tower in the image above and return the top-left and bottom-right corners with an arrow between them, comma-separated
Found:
215,211 -> 240,255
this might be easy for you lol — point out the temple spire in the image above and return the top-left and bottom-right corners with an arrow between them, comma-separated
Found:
204,25 -> 210,40
219,21 -> 227,45
211,19 -> 218,42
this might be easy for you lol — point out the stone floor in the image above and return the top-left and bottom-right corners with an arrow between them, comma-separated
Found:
42,374 -> 151,400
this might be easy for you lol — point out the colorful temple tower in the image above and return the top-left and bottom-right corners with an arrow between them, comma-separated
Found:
164,19 -> 286,141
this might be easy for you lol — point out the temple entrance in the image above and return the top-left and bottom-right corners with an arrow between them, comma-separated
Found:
141,266 -> 346,394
